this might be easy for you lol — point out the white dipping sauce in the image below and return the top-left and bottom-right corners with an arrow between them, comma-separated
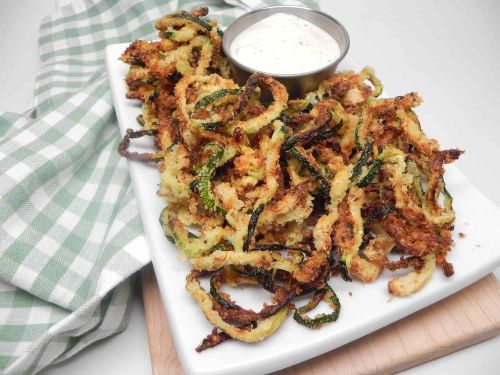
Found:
229,12 -> 340,75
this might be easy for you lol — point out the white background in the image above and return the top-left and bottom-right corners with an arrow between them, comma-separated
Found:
0,0 -> 498,374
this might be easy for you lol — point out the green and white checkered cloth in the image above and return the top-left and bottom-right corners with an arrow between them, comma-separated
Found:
0,0 -> 317,373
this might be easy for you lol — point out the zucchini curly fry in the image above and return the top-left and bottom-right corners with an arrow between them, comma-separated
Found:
118,7 -> 463,352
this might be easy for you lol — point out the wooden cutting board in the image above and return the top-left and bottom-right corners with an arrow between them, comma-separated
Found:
140,265 -> 500,375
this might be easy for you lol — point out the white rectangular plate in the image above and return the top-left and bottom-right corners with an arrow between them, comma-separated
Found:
106,43 -> 500,375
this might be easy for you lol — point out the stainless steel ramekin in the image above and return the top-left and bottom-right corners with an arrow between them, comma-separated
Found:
222,6 -> 350,99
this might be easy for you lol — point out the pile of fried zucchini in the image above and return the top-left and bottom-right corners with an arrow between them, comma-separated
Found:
119,7 -> 463,351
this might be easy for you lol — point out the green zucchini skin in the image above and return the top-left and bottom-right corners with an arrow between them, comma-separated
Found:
337,260 -> 352,282
289,147 -> 330,197
285,99 -> 314,115
137,115 -> 145,126
293,284 -> 341,328
125,128 -> 157,138
283,123 -> 341,151
174,10 -> 213,31
191,143 -> 226,215
303,102 -> 314,113
192,89 -> 242,131
210,274 -> 239,310
357,158 -> 383,187
201,121 -> 223,131
243,203 -> 265,252
159,207 -> 175,244
194,88 -> 242,111
442,178 -> 453,208
246,266 -> 274,293
351,141 -> 373,181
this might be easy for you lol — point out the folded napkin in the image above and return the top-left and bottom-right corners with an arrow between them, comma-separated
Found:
0,0 -> 317,373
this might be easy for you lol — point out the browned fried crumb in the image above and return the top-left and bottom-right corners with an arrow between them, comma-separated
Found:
436,252 -> 455,277
384,255 -> 425,272
383,213 -> 452,257
196,328 -> 231,352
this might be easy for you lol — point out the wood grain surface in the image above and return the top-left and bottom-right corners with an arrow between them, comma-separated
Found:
140,265 -> 500,375
141,266 -> 183,375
